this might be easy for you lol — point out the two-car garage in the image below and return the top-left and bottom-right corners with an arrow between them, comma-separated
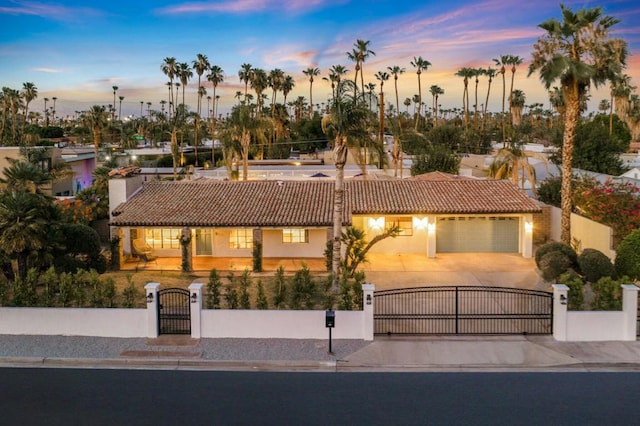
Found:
435,216 -> 520,253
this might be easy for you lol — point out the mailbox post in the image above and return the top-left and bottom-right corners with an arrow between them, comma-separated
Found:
325,309 -> 335,354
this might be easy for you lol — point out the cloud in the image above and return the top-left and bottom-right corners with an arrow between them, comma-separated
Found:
32,67 -> 62,73
0,0 -> 104,21
156,0 -> 345,15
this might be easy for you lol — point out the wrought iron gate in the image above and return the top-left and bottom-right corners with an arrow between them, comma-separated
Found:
374,286 -> 553,335
158,288 -> 191,335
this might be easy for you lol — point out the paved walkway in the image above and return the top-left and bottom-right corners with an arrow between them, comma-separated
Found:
1,334 -> 640,372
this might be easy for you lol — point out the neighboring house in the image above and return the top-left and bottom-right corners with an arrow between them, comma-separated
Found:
53,148 -> 96,196
0,146 -> 62,196
109,175 -> 541,269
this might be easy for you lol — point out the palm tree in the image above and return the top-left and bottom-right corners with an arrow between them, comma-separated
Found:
192,53 -> 210,116
321,79 -> 370,290
510,89 -> 526,126
507,55 -> 524,118
488,144 -> 544,194
87,105 -> 108,156
455,67 -> 474,129
161,57 -> 178,114
353,39 -> 375,96
375,71 -> 390,159
482,68 -> 497,130
177,62 -> 192,107
268,68 -> 285,118
20,82 -> 37,139
493,55 -> 510,143
238,63 -> 253,101
429,85 -> 444,127
225,104 -> 272,180
0,158 -> 52,194
250,68 -> 268,117
118,95 -> 125,120
302,67 -> 320,118
111,86 -> 118,121
207,65 -> 225,124
387,66 -> 405,119
282,75 -> 295,106
410,56 -> 431,130
528,4 -> 627,244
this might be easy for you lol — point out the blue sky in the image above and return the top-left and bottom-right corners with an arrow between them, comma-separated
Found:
1,0 -> 639,119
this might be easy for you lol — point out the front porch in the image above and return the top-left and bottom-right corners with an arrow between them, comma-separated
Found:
120,255 -> 328,273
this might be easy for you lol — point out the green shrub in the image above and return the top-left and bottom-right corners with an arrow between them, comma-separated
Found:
539,251 -> 572,282
239,269 -> 251,309
558,272 -> 585,310
535,241 -> 577,269
591,276 -> 623,311
577,248 -> 616,283
256,280 -> 268,309
615,230 -> 640,280
206,269 -> 222,309
290,263 -> 316,309
272,266 -> 287,309
122,274 -> 140,308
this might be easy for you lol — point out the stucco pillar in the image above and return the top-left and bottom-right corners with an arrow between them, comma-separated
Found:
522,214 -> 533,258
253,229 -> 263,272
362,283 -> 375,341
145,282 -> 160,338
621,284 -> 639,341
189,282 -> 203,339
181,227 -> 192,272
552,284 -> 569,341
427,216 -> 437,258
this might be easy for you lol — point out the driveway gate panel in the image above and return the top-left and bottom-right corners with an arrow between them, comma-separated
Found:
158,288 -> 191,335
374,286 -> 553,335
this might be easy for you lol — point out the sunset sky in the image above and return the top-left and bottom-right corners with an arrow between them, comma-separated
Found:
1,0 -> 639,119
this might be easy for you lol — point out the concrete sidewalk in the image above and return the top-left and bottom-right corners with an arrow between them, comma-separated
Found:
1,334 -> 640,372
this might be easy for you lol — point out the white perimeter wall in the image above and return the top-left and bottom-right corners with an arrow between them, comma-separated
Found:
549,206 -> 615,259
200,310 -> 366,339
565,312 -> 628,341
0,308 -> 146,337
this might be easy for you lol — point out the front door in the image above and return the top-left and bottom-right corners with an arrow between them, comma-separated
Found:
195,229 -> 213,256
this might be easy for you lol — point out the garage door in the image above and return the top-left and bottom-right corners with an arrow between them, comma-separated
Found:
436,216 -> 519,253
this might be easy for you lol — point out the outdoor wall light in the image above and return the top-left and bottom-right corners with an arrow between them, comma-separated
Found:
146,292 -> 154,304
560,294 -> 567,305
368,217 -> 385,230
366,294 -> 372,305
413,217 -> 428,230
191,293 -> 198,303
524,221 -> 533,233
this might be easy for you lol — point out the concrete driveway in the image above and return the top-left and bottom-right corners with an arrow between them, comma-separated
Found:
361,253 -> 545,291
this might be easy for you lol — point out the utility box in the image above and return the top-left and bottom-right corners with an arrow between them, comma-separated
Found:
325,310 -> 335,328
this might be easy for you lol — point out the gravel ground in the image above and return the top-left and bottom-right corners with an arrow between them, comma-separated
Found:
0,335 -> 370,362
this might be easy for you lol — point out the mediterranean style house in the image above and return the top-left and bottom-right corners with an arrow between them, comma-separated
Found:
108,173 -> 541,270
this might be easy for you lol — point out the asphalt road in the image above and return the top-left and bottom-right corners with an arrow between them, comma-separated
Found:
1,368 -> 639,425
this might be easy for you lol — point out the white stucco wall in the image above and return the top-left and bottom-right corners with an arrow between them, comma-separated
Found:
0,308 -> 147,337
262,228 -> 326,258
549,206 -> 615,259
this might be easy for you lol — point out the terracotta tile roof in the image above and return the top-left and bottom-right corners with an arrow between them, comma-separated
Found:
409,171 -> 474,181
110,179 -> 541,228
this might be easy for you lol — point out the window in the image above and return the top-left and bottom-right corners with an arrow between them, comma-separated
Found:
230,229 -> 253,249
145,228 -> 180,249
386,216 -> 413,236
282,229 -> 309,243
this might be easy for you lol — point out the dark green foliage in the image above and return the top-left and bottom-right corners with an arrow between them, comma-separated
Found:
591,276 -> 623,311
615,230 -> 640,280
410,145 -> 461,176
206,269 -> 222,309
252,241 -> 262,272
40,126 -> 64,139
122,274 -> 140,308
109,236 -> 121,271
290,263 -> 316,309
577,248 -> 616,283
57,271 -> 74,307
272,266 -> 287,309
535,241 -> 577,269
537,176 -> 562,207
256,280 -> 268,309
224,271 -> 238,309
239,269 -> 251,309
539,251 -> 572,282
571,115 -> 630,175
11,268 -> 37,306
558,272 -> 585,310
338,270 -> 366,310
324,240 -> 333,272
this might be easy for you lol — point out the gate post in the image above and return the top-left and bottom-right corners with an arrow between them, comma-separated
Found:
145,282 -> 160,338
552,284 -> 568,341
362,283 -> 375,341
621,284 -> 639,340
189,283 -> 203,339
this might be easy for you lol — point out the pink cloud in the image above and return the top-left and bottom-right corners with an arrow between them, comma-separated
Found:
0,0 -> 103,21
33,67 -> 62,73
156,0 -> 345,15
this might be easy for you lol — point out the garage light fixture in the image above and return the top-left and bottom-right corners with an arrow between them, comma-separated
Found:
524,221 -> 533,233
368,217 -> 385,230
413,217 -> 428,230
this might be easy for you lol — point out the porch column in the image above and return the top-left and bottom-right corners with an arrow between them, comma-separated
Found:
189,282 -> 203,339
522,214 -> 533,258
622,284 -> 639,340
253,229 -> 263,272
362,283 -> 375,341
180,227 -> 192,272
552,284 -> 569,341
145,282 -> 160,338
427,216 -> 437,258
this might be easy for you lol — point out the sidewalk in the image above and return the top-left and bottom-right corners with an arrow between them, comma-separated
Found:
1,334 -> 640,372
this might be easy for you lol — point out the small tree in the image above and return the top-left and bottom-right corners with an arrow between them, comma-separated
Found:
591,276 -> 623,311
239,268 -> 251,309
272,266 -> 287,309
341,225 -> 400,278
535,241 -> 577,269
539,251 -> 572,282
224,271 -> 238,309
577,248 -> 616,283
290,263 -> 315,309
558,272 -> 585,310
256,280 -> 268,309
122,274 -> 139,308
615,230 -> 640,280
206,269 -> 222,309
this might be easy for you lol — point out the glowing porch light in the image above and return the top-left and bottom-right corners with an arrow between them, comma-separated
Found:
524,221 -> 533,233
368,217 -> 385,230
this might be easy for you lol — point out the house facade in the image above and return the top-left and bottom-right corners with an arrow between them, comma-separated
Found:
109,175 -> 541,270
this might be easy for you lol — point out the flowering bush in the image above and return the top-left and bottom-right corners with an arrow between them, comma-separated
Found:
573,177 -> 640,245
57,198 -> 95,224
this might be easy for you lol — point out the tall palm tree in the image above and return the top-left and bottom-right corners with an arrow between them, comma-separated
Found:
507,55 -> 524,118
238,63 -> 253,101
325,65 -> 348,101
87,105 -> 108,156
375,71 -> 390,159
192,53 -> 210,116
528,4 -> 627,244
321,79 -> 370,290
268,68 -> 285,117
353,39 -> 375,96
118,95 -> 125,120
510,89 -> 526,126
410,56 -> 431,130
177,62 -> 192,107
429,85 -> 444,127
111,86 -> 118,121
20,82 -> 37,142
161,57 -> 178,114
482,68 -> 497,130
455,67 -> 474,129
493,55 -> 510,143
387,65 -> 405,118
250,68 -> 268,117
207,65 -> 225,123
282,75 -> 294,106
302,67 -> 320,118
225,104 -> 272,180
